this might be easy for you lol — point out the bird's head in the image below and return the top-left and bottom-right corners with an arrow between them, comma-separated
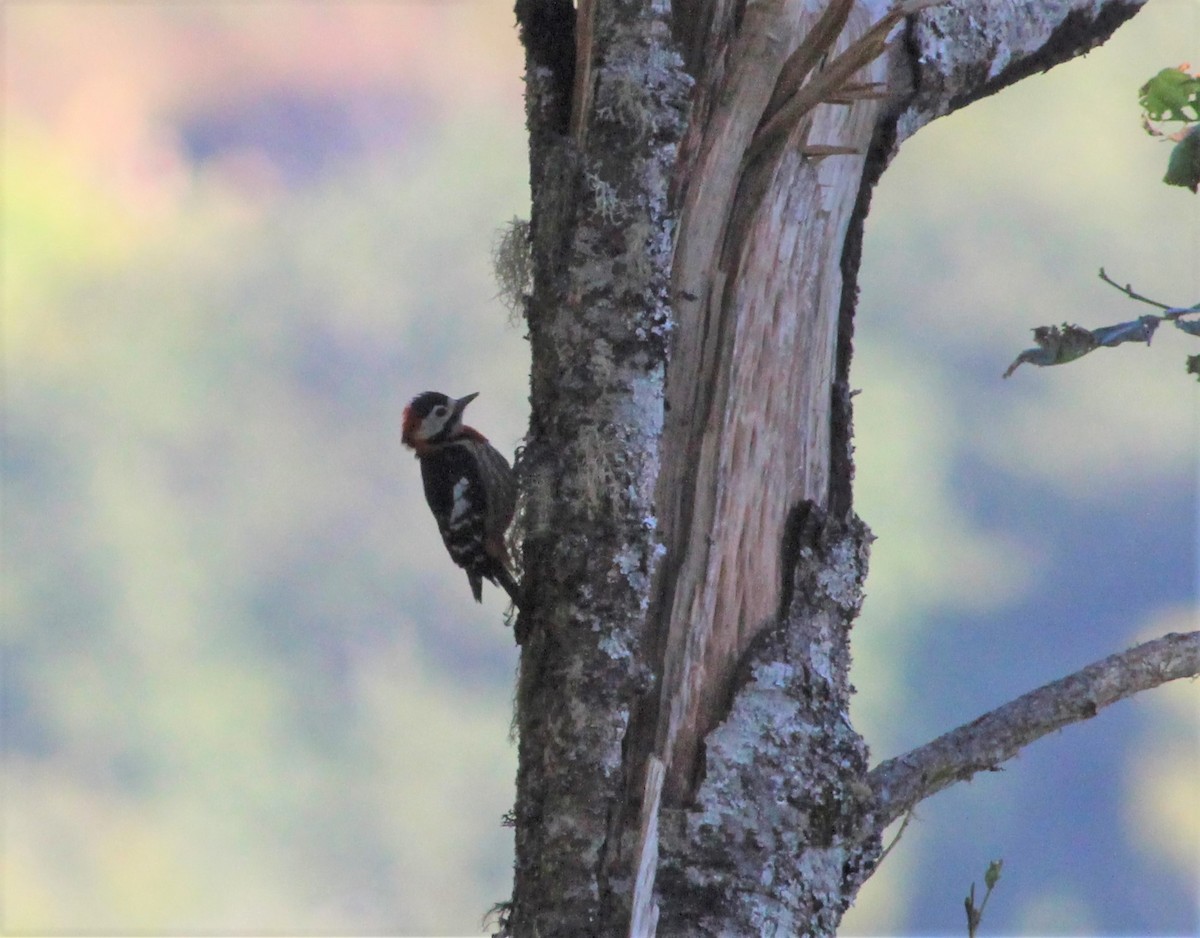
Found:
402,391 -> 480,452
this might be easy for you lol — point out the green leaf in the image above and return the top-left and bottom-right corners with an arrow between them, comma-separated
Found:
1164,125 -> 1200,193
985,859 -> 1004,890
1139,67 -> 1200,123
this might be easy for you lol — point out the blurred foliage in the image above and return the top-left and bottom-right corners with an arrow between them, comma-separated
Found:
4,7 -> 527,926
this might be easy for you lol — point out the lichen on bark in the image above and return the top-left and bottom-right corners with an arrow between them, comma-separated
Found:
505,2 -> 1178,937
509,1 -> 690,934
655,506 -> 877,937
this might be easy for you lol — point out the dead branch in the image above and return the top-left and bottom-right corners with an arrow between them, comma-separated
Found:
868,630 -> 1200,829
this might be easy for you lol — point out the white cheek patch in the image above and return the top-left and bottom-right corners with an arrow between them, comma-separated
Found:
422,414 -> 447,440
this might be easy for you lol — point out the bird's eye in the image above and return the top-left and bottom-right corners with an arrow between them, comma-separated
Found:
432,405 -> 448,418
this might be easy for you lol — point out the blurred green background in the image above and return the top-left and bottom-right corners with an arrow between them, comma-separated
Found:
3,2 -> 1196,935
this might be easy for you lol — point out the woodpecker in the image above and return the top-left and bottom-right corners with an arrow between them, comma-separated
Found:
402,391 -> 521,607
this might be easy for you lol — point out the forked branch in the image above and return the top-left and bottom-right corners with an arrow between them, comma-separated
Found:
868,631 -> 1200,829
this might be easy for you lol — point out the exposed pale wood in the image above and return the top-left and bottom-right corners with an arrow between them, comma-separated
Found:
628,756 -> 666,938
654,0 -> 888,806
651,0 -> 811,810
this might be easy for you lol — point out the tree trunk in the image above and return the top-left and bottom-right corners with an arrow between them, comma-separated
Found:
505,2 -> 1162,936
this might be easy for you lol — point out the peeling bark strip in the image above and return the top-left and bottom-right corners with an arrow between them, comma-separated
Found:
510,2 -> 1165,937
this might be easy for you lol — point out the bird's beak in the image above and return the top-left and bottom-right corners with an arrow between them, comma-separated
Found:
453,392 -> 480,417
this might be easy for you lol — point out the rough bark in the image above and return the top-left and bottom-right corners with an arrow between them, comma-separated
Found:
510,2 -> 687,934
654,506 -> 878,936
504,2 -> 1189,937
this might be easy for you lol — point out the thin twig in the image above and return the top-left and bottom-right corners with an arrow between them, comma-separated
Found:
1097,267 -> 1173,310
874,807 -> 915,870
